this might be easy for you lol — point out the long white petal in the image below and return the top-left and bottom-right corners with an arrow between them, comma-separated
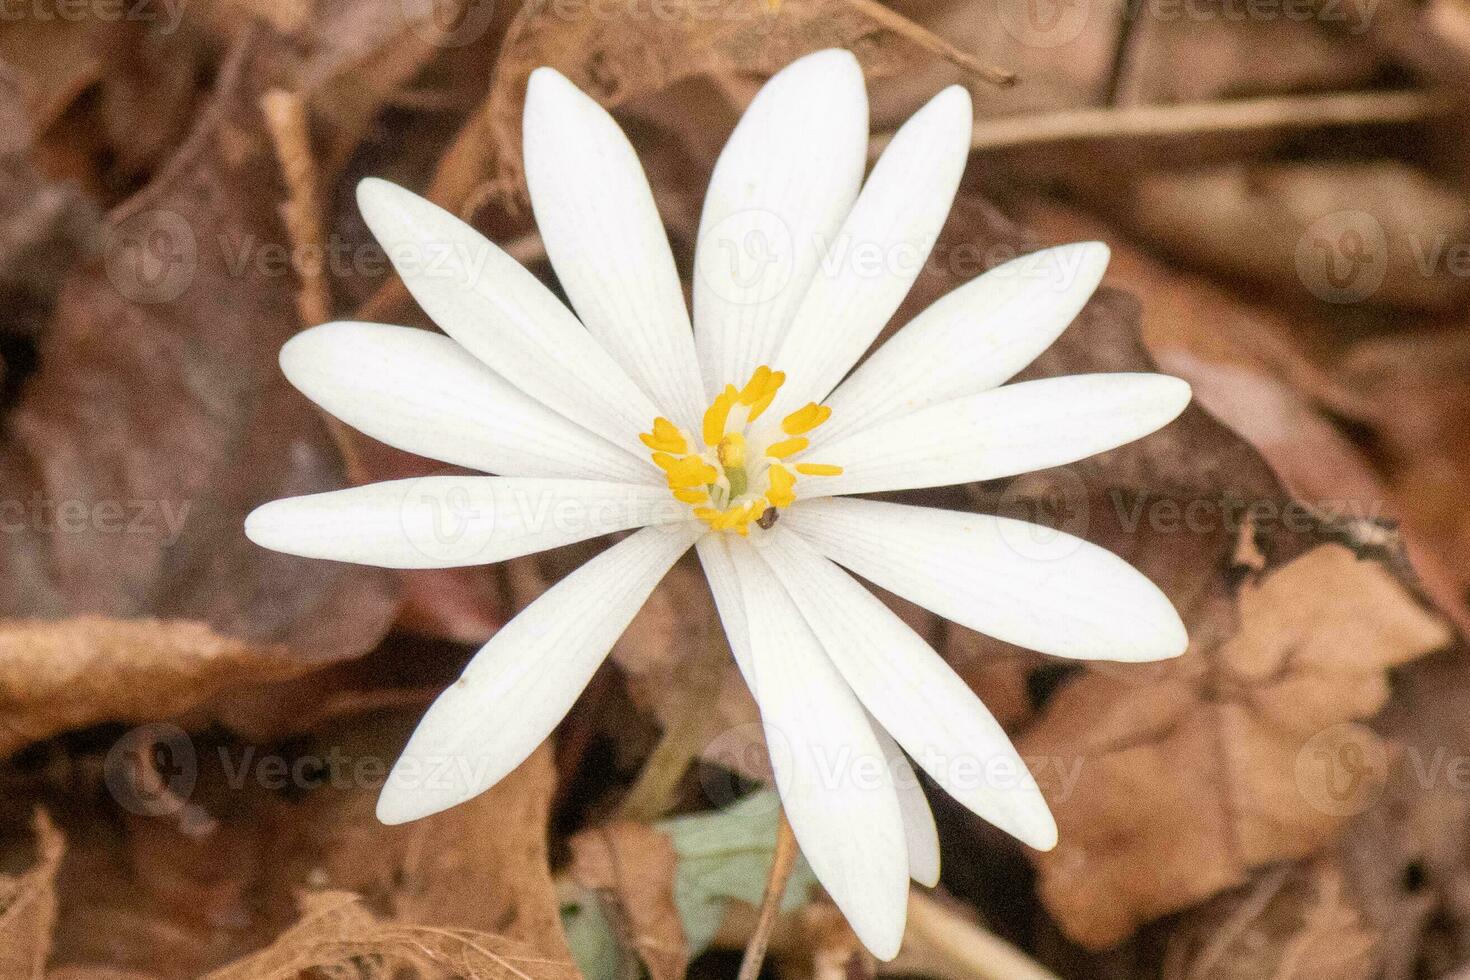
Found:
695,534 -> 753,676
692,49 -> 868,397
816,243 -> 1110,447
782,497 -> 1187,662
768,85 -> 972,418
281,322 -> 655,484
757,529 -> 1056,850
727,538 -> 909,960
801,373 -> 1192,498
355,178 -> 658,454
245,477 -> 684,569
873,724 -> 942,886
377,522 -> 701,823
524,69 -> 705,430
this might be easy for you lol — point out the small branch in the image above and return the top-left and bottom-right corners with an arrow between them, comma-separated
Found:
260,87 -> 367,486
737,810 -> 798,980
894,890 -> 1063,980
617,613 -> 731,822
845,0 -> 1016,87
870,88 -> 1459,158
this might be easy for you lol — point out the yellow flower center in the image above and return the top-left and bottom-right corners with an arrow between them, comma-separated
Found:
639,366 -> 843,535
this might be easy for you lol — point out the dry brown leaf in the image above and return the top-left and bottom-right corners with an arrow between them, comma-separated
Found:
203,889 -> 579,980
0,811 -> 64,980
0,616 -> 303,757
461,0 -> 1006,208
1162,861 -> 1377,980
1115,162 -> 1470,312
568,821 -> 688,980
0,33 -> 397,664
1020,544 -> 1450,948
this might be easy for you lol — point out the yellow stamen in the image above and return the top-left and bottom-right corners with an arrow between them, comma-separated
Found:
745,371 -> 785,422
673,488 -> 709,504
795,462 -> 843,477
716,433 -> 746,469
665,456 -> 718,489
639,417 -> 687,454
781,403 -> 831,436
765,464 -> 796,508
765,437 -> 808,459
737,366 -> 773,405
702,385 -> 738,446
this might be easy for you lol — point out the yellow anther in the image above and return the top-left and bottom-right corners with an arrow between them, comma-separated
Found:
702,385 -> 739,446
765,437 -> 808,459
738,366 -> 773,405
639,417 -> 687,454
717,433 -> 746,469
673,488 -> 709,504
665,456 -> 718,489
795,462 -> 843,477
781,402 -> 831,436
765,464 -> 796,508
745,371 -> 785,422
651,452 -> 679,472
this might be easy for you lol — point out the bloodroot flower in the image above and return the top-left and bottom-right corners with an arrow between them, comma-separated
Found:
245,49 -> 1190,957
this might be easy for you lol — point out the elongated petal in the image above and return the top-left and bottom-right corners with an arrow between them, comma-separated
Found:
693,49 -> 867,397
801,373 -> 1192,498
524,69 -> 705,429
782,497 -> 1188,662
245,477 -> 683,569
816,243 -> 1110,447
282,322 -> 654,484
695,534 -> 753,676
768,85 -> 972,419
378,522 -> 701,823
727,538 -> 909,959
757,529 -> 1056,849
355,178 -> 658,453
874,724 -> 942,885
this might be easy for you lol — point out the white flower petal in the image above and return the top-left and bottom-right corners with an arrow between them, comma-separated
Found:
524,69 -> 706,430
377,522 -> 701,823
802,373 -> 1192,498
355,178 -> 659,454
695,534 -> 753,676
727,538 -> 909,959
768,85 -> 972,418
245,477 -> 684,569
873,724 -> 942,886
692,49 -> 867,397
782,497 -> 1188,662
281,322 -> 655,484
756,528 -> 1056,850
815,243 -> 1110,447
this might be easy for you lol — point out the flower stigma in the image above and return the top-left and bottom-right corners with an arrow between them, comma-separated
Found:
639,366 -> 843,535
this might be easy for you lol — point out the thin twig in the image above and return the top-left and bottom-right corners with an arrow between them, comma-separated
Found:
895,890 -> 1063,980
737,810 -> 798,980
617,610 -> 731,822
870,88 -> 1459,158
844,0 -> 1015,87
260,87 -> 367,485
